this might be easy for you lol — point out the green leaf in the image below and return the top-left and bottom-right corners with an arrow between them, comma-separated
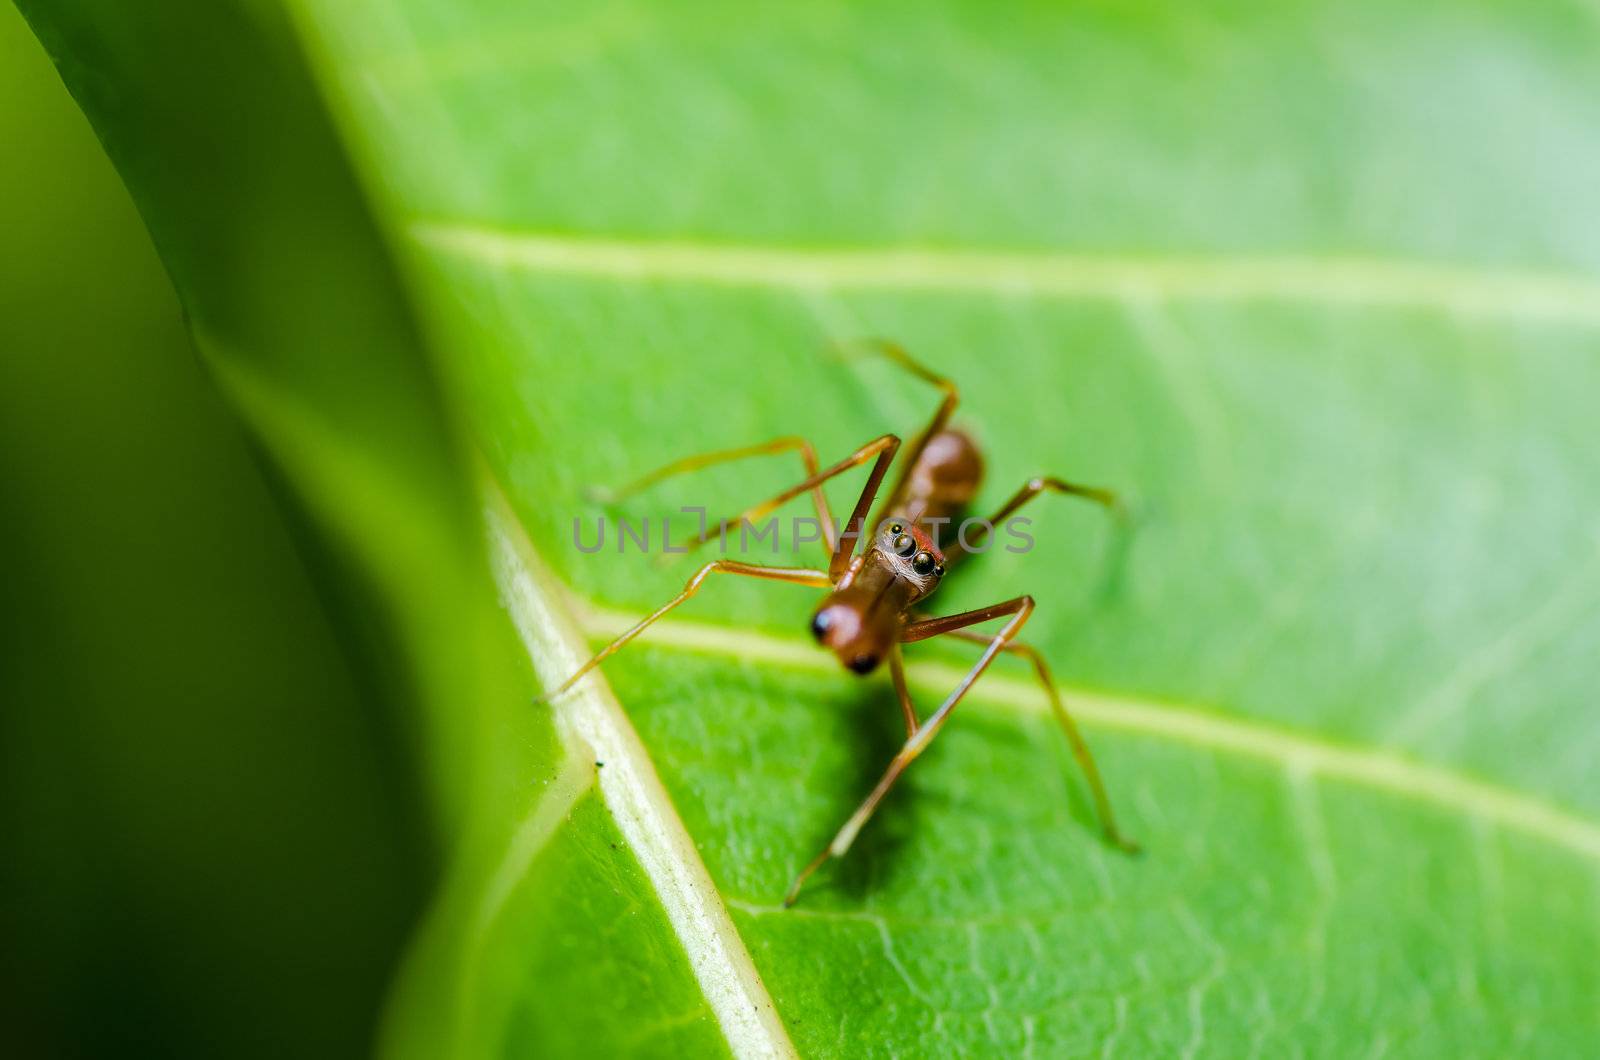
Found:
0,8 -> 431,1054
27,0 -> 1600,1056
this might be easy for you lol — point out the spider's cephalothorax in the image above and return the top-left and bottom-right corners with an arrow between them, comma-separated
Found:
810,519 -> 949,673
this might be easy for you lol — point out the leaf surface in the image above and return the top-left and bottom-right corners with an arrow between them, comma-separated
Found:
298,1 -> 1600,1054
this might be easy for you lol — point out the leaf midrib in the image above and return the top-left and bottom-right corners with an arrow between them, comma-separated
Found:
487,497 -> 797,1060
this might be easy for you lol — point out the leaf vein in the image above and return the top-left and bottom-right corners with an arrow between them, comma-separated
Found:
413,223 -> 1600,324
571,597 -> 1600,864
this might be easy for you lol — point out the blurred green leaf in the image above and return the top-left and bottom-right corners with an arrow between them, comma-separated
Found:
0,5 -> 426,1055
23,0 -> 1600,1056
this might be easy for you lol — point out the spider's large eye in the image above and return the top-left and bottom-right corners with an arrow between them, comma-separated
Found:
912,551 -> 937,576
893,533 -> 916,557
888,523 -> 903,535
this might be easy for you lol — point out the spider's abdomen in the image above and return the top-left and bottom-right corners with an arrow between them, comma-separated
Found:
903,429 -> 983,529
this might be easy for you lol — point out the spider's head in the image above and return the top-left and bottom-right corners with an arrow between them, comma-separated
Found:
872,520 -> 945,602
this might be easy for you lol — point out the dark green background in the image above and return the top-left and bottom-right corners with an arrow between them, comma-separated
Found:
0,5 -> 424,1054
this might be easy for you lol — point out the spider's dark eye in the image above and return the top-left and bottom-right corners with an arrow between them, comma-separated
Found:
888,523 -> 903,535
933,564 -> 945,578
893,533 -> 916,557
912,551 -> 936,576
